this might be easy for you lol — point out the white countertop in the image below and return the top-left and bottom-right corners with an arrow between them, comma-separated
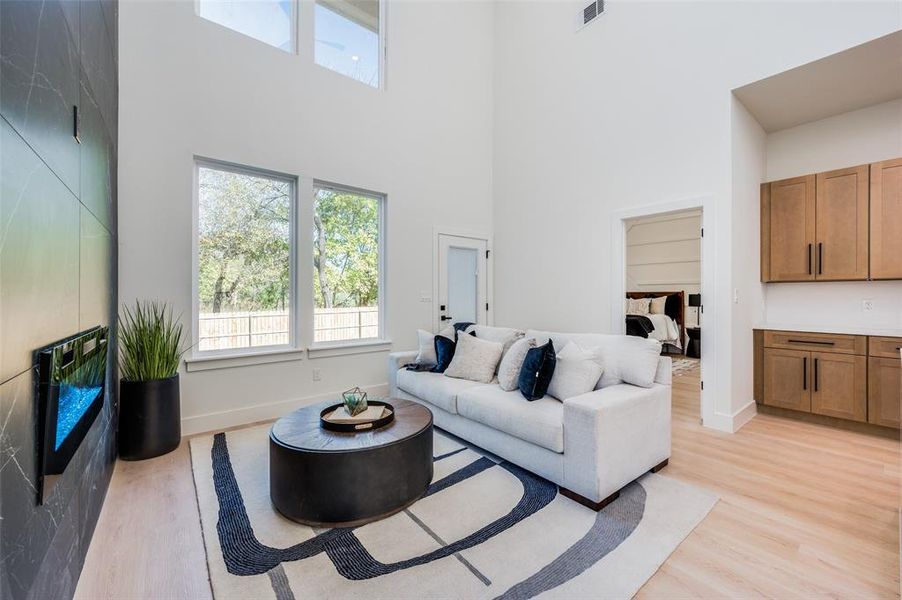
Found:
754,322 -> 902,338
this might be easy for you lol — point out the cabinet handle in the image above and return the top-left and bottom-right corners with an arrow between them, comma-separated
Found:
787,339 -> 834,346
813,358 -> 819,392
803,357 -> 807,391
818,243 -> 823,275
807,243 -> 812,275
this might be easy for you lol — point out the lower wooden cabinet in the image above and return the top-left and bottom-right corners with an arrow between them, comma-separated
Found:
755,329 -> 900,429
810,352 -> 867,422
763,348 -> 811,412
868,357 -> 901,428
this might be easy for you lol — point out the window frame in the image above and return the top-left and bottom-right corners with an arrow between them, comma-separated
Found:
191,157 -> 299,359
310,180 -> 386,347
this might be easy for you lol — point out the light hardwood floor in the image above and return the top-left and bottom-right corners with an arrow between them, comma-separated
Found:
75,364 -> 900,599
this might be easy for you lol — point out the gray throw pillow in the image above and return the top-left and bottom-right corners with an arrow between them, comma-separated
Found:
497,337 -> 536,391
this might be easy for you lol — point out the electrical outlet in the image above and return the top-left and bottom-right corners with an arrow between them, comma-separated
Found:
312,368 -> 322,382
862,299 -> 874,312
419,292 -> 432,303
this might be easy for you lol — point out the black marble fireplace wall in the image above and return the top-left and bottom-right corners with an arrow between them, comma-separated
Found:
0,1 -> 118,598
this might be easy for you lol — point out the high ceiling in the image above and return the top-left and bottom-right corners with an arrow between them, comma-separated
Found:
734,30 -> 902,133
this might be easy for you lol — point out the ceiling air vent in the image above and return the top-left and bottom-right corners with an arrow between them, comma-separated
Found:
579,0 -> 604,30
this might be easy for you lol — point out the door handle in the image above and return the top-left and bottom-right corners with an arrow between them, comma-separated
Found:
807,243 -> 812,275
440,315 -> 453,321
813,358 -> 819,392
818,243 -> 823,275
803,357 -> 807,391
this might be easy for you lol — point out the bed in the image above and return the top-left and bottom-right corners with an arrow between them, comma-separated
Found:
625,291 -> 685,355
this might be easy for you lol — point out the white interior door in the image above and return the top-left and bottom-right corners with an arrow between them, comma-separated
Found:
437,234 -> 488,330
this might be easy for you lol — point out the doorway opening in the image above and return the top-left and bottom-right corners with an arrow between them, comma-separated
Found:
611,199 -> 715,427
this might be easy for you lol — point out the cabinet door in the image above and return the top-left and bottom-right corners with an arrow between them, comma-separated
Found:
870,158 -> 902,280
868,357 -> 901,428
765,176 -> 816,282
815,165 -> 869,280
763,348 -> 810,412
810,353 -> 867,422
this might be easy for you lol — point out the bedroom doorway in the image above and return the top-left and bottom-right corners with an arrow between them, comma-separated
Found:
611,201 -> 713,426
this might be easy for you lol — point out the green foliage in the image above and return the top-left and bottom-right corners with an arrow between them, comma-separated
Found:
196,167 -> 380,315
198,168 -> 291,313
119,301 -> 187,382
313,189 -> 379,309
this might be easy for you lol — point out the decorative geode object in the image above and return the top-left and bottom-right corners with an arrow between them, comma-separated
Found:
342,387 -> 368,416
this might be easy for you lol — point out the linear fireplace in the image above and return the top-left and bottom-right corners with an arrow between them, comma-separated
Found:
35,326 -> 109,504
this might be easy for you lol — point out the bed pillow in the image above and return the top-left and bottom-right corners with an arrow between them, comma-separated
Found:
518,340 -> 557,401
649,295 -> 669,315
548,342 -> 605,400
626,298 -> 651,315
497,337 -> 536,391
444,333 -> 504,383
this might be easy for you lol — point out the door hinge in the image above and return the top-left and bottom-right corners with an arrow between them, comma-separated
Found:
486,302 -> 489,311
700,227 -> 704,238
700,380 -> 704,390
486,249 -> 490,259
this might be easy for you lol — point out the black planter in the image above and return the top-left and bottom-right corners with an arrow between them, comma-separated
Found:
119,375 -> 181,460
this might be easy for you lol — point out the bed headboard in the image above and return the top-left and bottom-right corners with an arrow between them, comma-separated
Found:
626,291 -> 686,348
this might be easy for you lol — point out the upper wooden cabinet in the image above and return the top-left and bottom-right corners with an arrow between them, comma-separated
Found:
761,175 -> 816,282
815,165 -> 869,280
870,158 -> 902,280
762,158 -> 902,282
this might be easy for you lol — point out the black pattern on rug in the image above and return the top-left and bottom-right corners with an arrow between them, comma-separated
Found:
494,481 -> 646,599
211,432 -> 557,578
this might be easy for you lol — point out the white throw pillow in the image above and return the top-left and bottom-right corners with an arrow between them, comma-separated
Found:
464,325 -> 525,360
415,327 -> 455,365
444,333 -> 504,383
526,330 -> 662,389
649,295 -> 668,315
626,298 -> 651,315
548,342 -> 604,400
497,337 -> 536,391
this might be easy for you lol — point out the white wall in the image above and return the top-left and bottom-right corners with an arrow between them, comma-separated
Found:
625,210 -> 701,329
118,0 -> 495,433
764,99 -> 902,331
492,0 -> 899,430
730,97 -> 767,421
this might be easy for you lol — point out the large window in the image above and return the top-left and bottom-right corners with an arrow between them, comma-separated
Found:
314,0 -> 381,87
198,0 -> 295,52
195,161 -> 295,353
313,183 -> 383,343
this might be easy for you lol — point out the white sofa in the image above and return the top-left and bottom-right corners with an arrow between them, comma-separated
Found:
388,328 -> 672,507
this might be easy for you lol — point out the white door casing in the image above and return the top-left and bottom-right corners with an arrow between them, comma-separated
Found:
436,233 -> 488,331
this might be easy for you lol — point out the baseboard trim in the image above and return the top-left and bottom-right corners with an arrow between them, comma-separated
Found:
705,400 -> 757,433
730,400 -> 757,432
181,383 -> 390,436
756,403 -> 900,440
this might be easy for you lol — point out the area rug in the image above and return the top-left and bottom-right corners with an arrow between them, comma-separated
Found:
671,357 -> 700,377
190,425 -> 716,599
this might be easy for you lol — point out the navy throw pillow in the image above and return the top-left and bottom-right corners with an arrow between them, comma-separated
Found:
518,340 -> 557,401
431,330 -> 476,373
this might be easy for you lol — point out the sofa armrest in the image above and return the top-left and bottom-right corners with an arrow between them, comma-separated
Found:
388,351 -> 418,395
562,383 -> 671,502
655,356 -> 672,385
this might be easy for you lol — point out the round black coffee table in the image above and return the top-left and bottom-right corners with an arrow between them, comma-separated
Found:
269,398 -> 433,527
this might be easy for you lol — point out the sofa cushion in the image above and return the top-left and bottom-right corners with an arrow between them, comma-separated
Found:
527,330 -> 661,389
465,325 -> 525,361
396,369 -> 484,414
457,385 -> 564,453
498,337 -> 536,391
519,340 -> 557,400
